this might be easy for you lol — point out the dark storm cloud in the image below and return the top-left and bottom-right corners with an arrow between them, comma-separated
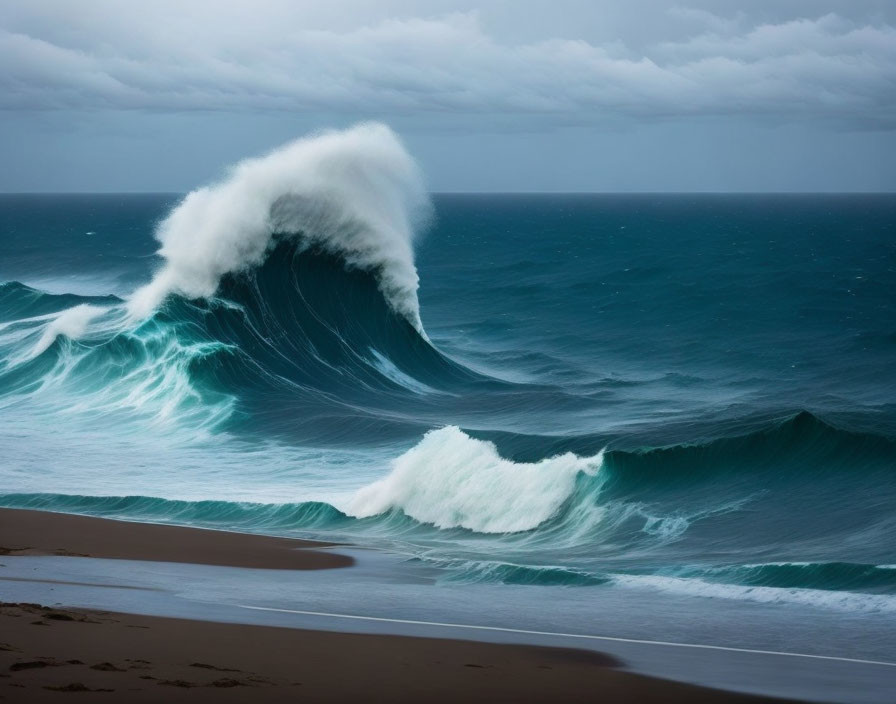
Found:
1,1 -> 894,127
1,1 -> 894,192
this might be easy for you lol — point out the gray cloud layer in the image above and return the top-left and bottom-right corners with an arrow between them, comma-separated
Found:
2,2 -> 894,127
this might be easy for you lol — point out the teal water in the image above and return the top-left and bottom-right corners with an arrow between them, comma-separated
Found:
0,134 -> 894,611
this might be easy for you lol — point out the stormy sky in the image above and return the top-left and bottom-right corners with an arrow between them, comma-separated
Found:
2,0 -> 894,192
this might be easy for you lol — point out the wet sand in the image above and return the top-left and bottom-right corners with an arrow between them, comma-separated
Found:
0,602 -> 804,703
0,509 -> 803,702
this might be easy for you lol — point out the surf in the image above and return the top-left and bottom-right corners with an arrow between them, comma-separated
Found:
0,125 -> 484,442
0,136 -> 894,619
127,122 -> 431,331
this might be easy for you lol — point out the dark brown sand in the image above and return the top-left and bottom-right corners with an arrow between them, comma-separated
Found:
0,603 -> 802,703
0,508 -> 352,570
0,509 -> 802,702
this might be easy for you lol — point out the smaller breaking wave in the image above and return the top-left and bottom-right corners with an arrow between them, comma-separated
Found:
348,426 -> 605,533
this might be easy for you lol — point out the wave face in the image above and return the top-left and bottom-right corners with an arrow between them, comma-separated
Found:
1,133 -> 895,614
0,125 -> 485,445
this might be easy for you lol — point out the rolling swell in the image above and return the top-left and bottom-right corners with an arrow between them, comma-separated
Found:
0,281 -> 120,320
603,411 -> 896,485
1,411 -> 892,600
0,492 -> 354,534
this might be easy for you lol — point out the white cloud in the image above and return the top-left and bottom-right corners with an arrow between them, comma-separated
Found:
0,3 -> 893,126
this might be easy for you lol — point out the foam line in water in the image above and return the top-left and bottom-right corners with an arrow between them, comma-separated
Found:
128,123 -> 430,331
347,426 -> 604,533
611,574 -> 896,613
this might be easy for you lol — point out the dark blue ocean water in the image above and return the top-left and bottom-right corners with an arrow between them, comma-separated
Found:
1,190 -> 894,613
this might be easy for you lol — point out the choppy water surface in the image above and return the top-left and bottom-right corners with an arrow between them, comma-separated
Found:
1,125 -> 894,625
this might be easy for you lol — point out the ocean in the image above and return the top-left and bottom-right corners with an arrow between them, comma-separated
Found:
1,125 -> 895,655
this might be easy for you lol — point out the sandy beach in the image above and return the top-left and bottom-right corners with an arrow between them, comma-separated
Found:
0,508 -> 352,570
0,508 -> 805,702
2,600 -> 807,703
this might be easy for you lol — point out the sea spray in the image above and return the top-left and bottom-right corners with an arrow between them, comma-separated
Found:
0,124 -> 446,433
128,123 -> 431,330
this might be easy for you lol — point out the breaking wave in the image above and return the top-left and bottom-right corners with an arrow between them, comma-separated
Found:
128,122 -> 431,331
0,125 -> 894,614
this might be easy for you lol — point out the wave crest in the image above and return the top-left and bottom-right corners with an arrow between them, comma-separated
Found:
348,426 -> 605,533
128,123 -> 430,331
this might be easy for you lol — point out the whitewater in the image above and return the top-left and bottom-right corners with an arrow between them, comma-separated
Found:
1,123 -> 895,623
127,123 -> 431,330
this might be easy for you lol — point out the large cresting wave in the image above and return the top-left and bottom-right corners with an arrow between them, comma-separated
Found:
129,122 -> 431,331
1,124 -> 482,440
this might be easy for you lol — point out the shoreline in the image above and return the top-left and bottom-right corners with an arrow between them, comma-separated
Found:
0,507 -> 352,570
0,602 -> 800,703
0,508 -> 807,702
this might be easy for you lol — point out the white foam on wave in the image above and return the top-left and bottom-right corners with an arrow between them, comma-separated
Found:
27,304 -> 105,359
612,574 -> 896,614
0,299 -> 236,433
0,124 -> 429,441
128,123 -> 430,331
347,426 -> 604,533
